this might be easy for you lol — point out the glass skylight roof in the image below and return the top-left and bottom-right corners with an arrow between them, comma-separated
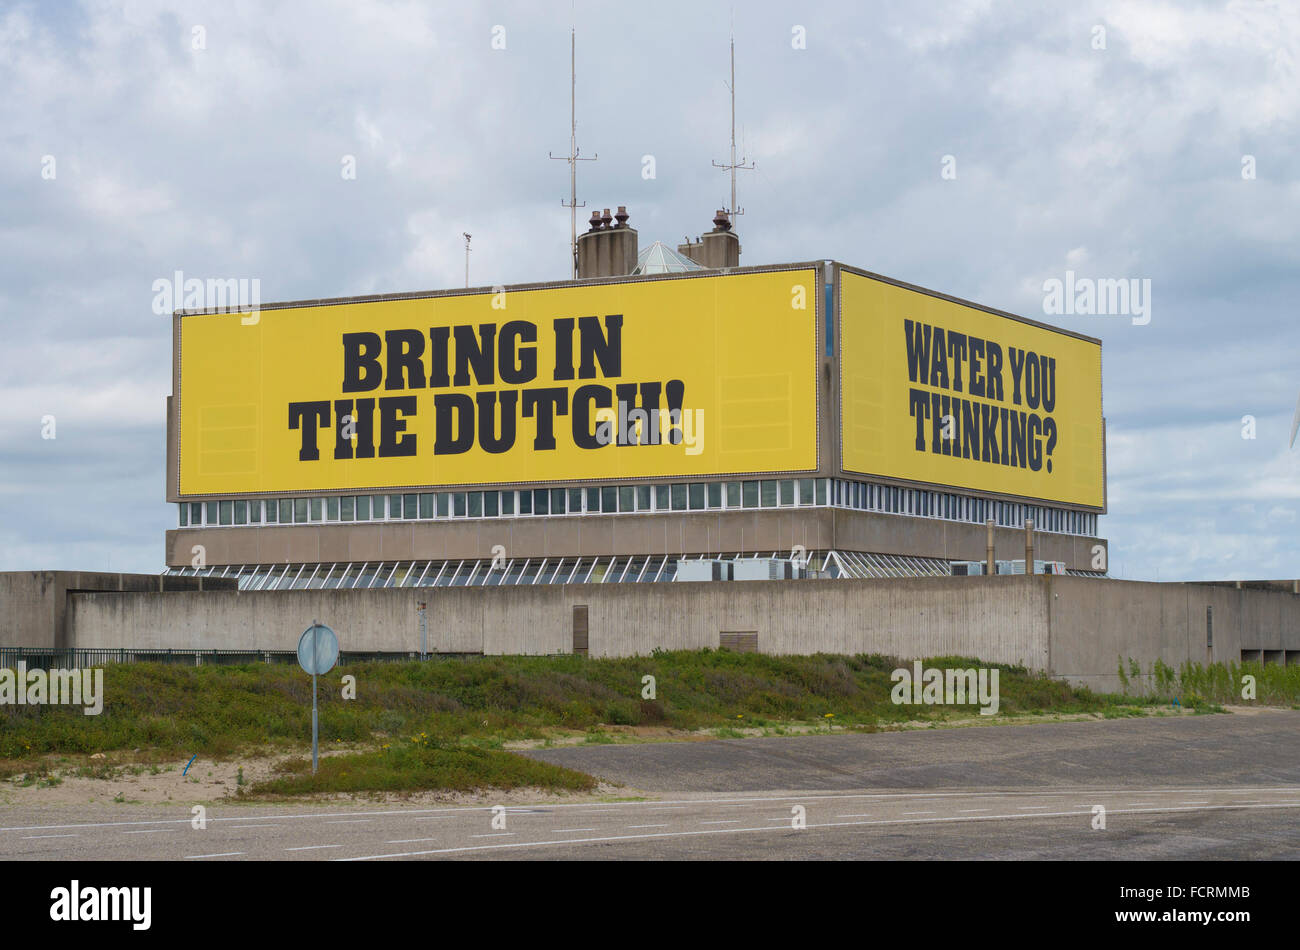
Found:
632,241 -> 705,274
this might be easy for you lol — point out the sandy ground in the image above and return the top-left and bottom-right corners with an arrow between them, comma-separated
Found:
0,747 -> 631,808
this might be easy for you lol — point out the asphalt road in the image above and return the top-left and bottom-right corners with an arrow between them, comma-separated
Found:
2,710 -> 1297,860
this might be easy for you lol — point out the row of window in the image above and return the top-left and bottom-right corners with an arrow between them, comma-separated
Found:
178,478 -> 1098,537
830,480 -> 1097,536
179,479 -> 827,528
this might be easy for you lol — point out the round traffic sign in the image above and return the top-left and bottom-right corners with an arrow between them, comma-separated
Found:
297,623 -> 339,675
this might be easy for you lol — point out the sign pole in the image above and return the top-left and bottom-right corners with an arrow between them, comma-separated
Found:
311,619 -> 319,775
297,620 -> 338,781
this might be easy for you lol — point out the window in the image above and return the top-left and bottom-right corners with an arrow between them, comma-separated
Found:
550,488 -> 564,513
798,479 -> 813,505
191,502 -> 203,525
586,487 -> 600,512
403,494 -> 417,519
419,493 -> 433,518
707,483 -> 721,508
518,491 -> 532,514
619,486 -> 634,512
249,500 -> 262,523
178,504 -> 188,527
294,499 -> 308,523
388,494 -> 401,519
569,488 -> 583,513
743,481 -> 759,508
671,483 -> 687,510
760,481 -> 778,507
655,485 -> 670,511
637,485 -> 651,511
727,482 -> 742,507
816,479 -> 827,505
688,483 -> 705,510
533,490 -> 549,515
326,497 -> 339,521
484,492 -> 499,517
309,498 -> 322,521
437,493 -> 449,517
501,491 -> 514,515
219,501 -> 233,525
468,492 -> 482,517
601,486 -> 616,512
206,502 -> 218,525
355,495 -> 371,520
232,501 -> 246,525
453,493 -> 467,517
341,496 -> 355,521
372,495 -> 387,519
779,480 -> 795,506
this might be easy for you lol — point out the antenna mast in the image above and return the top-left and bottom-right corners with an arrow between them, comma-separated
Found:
712,34 -> 754,219
549,27 -> 597,278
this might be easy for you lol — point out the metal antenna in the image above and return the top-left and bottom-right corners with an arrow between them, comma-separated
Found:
549,26 -> 597,278
712,32 -> 754,220
463,232 -> 472,288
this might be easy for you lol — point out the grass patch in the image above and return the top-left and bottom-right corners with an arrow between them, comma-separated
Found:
1111,657 -> 1300,706
250,741 -> 596,797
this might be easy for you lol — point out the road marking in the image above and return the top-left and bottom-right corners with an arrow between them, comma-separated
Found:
700,820 -> 739,824
7,786 -> 1300,833
836,814 -> 873,818
1181,801 -> 1210,805
285,844 -> 342,851
325,819 -> 372,824
1018,806 -> 1051,810
387,837 -> 438,844
902,811 -> 936,815
471,833 -> 515,838
185,852 -> 244,859
1125,803 -> 1156,806
959,809 -> 991,813
412,817 -> 454,822
22,834 -> 77,839
123,829 -> 172,834
339,802 -> 1300,861
552,828 -> 597,833
627,824 -> 669,829
227,824 -> 282,829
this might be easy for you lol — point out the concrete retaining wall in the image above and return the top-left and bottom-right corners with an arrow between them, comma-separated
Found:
67,576 -> 1048,667
61,575 -> 1300,687
0,571 -> 237,650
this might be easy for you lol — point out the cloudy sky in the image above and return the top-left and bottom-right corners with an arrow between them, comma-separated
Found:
1,0 -> 1296,581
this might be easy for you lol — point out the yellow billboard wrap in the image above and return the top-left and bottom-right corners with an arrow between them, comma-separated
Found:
840,270 -> 1104,509
177,269 -> 818,496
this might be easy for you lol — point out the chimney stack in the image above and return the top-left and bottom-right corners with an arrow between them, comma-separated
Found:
679,210 -> 740,269
576,204 -> 638,277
